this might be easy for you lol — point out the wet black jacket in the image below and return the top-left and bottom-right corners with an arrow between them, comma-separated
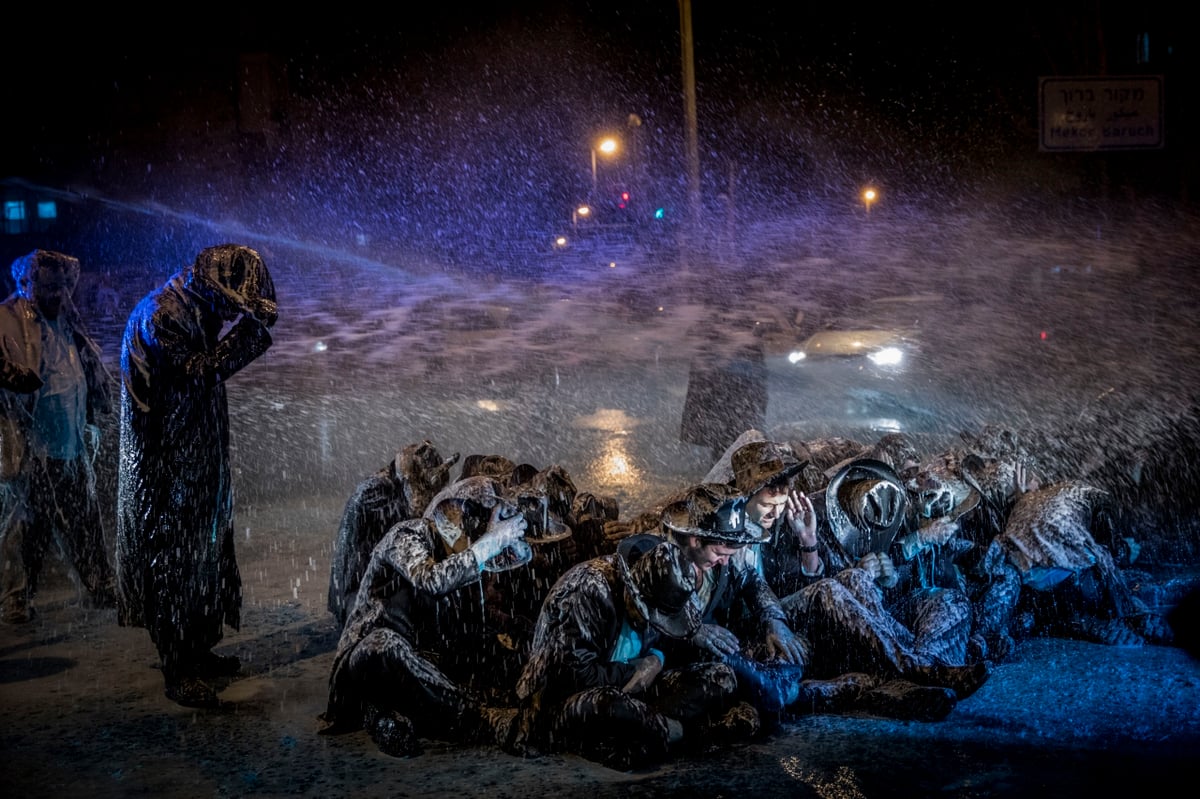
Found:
515,535 -> 667,708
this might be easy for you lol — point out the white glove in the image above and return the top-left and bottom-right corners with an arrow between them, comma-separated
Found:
469,504 -> 527,566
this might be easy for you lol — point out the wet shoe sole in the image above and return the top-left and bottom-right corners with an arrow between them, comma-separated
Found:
165,679 -> 220,709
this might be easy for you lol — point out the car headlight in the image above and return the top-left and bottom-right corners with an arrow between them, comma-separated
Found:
787,350 -> 807,364
867,346 -> 904,366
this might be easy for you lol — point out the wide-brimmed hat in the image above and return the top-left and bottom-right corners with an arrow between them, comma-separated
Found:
866,433 -> 921,478
910,455 -> 983,529
512,490 -> 573,545
424,476 -> 533,572
459,454 -> 539,487
520,464 -> 577,521
661,483 -> 767,545
732,440 -> 808,496
397,441 -> 460,486
619,540 -> 702,639
825,459 -> 911,559
396,441 -> 460,514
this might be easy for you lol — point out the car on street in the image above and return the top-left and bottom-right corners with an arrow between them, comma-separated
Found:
764,293 -> 946,435
768,293 -> 941,372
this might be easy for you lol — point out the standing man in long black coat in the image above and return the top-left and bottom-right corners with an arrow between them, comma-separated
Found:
116,244 -> 277,708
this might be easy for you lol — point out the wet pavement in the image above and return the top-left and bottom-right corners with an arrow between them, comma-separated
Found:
2,501 -> 1197,798
4,205 -> 1200,796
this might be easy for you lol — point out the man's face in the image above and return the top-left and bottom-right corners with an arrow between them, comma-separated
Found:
683,536 -> 743,573
746,487 -> 788,530
31,268 -> 72,320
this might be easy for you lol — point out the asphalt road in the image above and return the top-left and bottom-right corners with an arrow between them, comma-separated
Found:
1,496 -> 1197,799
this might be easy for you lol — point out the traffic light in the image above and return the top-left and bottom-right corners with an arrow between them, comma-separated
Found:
618,190 -> 630,209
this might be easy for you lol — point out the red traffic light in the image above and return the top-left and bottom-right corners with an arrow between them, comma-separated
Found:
618,190 -> 630,209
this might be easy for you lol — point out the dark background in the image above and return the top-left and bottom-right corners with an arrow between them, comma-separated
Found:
3,3 -> 1194,275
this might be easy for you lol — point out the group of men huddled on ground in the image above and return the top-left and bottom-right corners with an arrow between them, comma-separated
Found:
319,426 -> 1178,769
0,244 -> 1183,772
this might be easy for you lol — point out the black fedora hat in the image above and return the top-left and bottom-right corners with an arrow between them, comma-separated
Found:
732,440 -> 808,496
661,483 -> 767,545
620,540 -> 702,639
397,441 -> 460,487
424,476 -> 533,572
459,454 -> 539,487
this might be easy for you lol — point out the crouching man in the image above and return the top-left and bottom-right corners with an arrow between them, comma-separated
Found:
319,476 -> 529,757
506,537 -> 741,771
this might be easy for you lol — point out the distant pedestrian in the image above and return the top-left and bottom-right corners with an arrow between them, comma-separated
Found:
0,249 -> 116,623
680,313 -> 768,463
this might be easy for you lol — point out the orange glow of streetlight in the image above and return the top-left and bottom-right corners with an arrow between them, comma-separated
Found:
862,187 -> 878,214
591,136 -> 620,194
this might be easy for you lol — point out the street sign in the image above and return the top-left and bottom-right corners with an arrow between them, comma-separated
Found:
1039,76 -> 1164,152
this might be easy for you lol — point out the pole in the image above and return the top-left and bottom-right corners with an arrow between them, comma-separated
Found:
679,0 -> 700,251
591,148 -> 598,197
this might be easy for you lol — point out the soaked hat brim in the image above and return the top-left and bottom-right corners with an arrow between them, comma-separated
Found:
661,503 -> 770,544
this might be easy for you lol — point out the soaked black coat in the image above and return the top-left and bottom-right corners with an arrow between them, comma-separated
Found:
515,545 -> 657,709
115,272 -> 271,654
327,462 -> 418,629
322,515 -> 492,730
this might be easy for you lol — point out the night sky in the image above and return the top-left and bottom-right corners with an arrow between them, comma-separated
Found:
3,2 -> 1193,260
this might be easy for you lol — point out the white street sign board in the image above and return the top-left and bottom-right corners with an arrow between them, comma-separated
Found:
1039,76 -> 1164,151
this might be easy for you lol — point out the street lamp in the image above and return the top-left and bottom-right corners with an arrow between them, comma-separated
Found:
862,187 -> 878,215
591,136 -> 619,195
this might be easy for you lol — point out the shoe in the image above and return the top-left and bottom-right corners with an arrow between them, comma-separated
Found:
477,706 -> 518,748
365,706 -> 422,758
790,672 -> 879,715
1,599 -> 33,624
665,716 -> 684,745
908,661 -> 991,700
1073,616 -> 1145,647
725,654 -> 805,713
986,631 -> 1016,663
196,651 -> 242,678
857,680 -> 956,722
165,676 -> 220,709
1124,612 -> 1174,646
713,700 -> 762,743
